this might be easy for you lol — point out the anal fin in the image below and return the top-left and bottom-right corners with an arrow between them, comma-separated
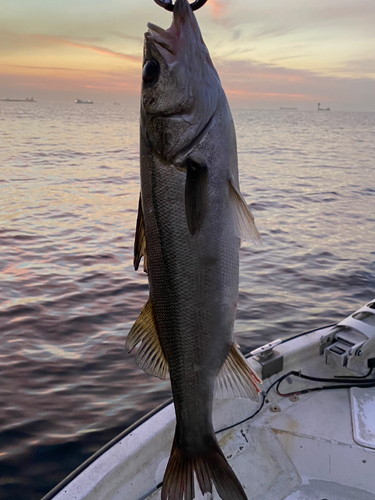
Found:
134,193 -> 148,273
126,298 -> 168,380
215,343 -> 262,402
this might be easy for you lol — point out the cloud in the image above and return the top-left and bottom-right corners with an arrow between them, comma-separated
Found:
215,58 -> 375,110
234,0 -> 375,30
1,1 -> 374,110
203,0 -> 375,53
0,63 -> 141,99
209,0 -> 227,19
232,29 -> 241,41
332,57 -> 375,78
112,31 -> 143,44
251,25 -> 297,40
0,30 -> 141,66
25,33 -> 141,64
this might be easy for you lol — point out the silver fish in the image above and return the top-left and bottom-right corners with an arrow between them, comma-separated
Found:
127,1 -> 261,499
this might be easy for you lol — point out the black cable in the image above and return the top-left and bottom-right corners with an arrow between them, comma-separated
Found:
215,368 -> 375,433
277,380 -> 375,397
277,378 -> 375,397
334,367 -> 373,379
215,394 -> 266,434
137,368 -> 375,500
276,368 -> 375,397
215,371 -> 295,434
297,367 -> 373,384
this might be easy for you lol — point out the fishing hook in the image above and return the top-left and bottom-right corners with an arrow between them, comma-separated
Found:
153,0 -> 208,12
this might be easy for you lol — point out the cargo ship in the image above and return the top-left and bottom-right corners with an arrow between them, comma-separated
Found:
0,97 -> 36,102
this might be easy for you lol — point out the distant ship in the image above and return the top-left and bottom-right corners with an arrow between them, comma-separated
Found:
0,97 -> 36,102
75,99 -> 93,104
318,102 -> 330,111
280,107 -> 297,110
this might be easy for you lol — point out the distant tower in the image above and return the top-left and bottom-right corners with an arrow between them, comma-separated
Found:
317,102 -> 330,111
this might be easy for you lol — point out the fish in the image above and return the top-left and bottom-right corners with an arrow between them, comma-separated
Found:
126,1 -> 262,499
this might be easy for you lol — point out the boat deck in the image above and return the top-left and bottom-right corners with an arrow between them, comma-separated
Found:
144,384 -> 375,500
50,319 -> 375,500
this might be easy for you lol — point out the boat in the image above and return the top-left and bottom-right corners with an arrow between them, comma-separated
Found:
280,107 -> 298,110
75,99 -> 94,104
42,299 -> 375,500
318,102 -> 330,111
0,97 -> 36,102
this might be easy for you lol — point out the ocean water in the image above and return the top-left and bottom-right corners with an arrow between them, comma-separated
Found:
0,102 -> 374,500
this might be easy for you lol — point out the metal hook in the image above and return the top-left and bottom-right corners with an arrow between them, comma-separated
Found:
153,0 -> 208,12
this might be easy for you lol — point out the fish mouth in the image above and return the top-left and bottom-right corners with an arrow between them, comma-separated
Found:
145,0 -> 201,60
146,23 -> 176,55
147,22 -> 174,40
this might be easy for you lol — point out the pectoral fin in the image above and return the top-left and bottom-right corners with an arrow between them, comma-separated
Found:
126,298 -> 168,380
229,180 -> 262,244
133,193 -> 148,272
185,159 -> 208,236
215,343 -> 262,401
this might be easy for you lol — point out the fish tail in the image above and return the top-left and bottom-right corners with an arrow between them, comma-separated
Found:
161,432 -> 248,500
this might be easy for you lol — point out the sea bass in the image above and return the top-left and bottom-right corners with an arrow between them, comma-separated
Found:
127,1 -> 261,499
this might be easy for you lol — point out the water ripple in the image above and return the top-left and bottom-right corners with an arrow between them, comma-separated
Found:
0,104 -> 374,499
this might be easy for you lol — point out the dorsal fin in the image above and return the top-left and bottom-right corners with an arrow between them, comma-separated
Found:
133,193 -> 148,272
126,298 -> 168,380
215,343 -> 261,401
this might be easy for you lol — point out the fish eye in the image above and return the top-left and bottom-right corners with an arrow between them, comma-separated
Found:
142,60 -> 160,84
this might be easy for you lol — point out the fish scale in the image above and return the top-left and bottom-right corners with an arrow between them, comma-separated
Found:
127,0 -> 262,498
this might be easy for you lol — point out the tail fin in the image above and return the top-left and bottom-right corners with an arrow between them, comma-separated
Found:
161,435 -> 247,500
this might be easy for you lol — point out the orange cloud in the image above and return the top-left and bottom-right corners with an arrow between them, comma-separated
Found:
209,0 -> 227,19
0,63 -> 141,97
26,34 -> 141,64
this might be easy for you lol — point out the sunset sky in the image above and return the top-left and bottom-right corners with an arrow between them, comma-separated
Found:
1,0 -> 374,110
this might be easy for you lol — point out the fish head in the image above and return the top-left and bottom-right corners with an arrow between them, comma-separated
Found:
141,0 -> 221,163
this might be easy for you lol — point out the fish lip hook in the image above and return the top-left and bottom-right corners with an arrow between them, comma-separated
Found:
153,0 -> 209,12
